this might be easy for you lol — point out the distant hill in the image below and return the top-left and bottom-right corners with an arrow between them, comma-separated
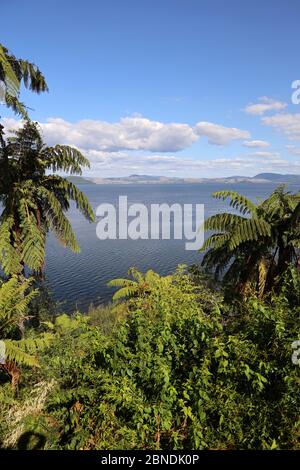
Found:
88,173 -> 300,185
254,173 -> 300,184
67,176 -> 96,185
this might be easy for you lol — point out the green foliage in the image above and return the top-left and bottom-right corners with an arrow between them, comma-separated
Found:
87,303 -> 127,336
201,186 -> 300,298
0,121 -> 95,275
1,268 -> 298,450
0,43 -> 48,118
0,277 -> 37,337
108,267 -> 166,301
0,276 -> 52,368
213,190 -> 256,215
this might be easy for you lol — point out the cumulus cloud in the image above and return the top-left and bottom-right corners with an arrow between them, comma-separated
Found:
1,116 -> 197,153
262,113 -> 300,140
5,116 -> 294,176
194,122 -> 250,145
2,116 -> 253,152
244,97 -> 287,115
243,140 -> 270,148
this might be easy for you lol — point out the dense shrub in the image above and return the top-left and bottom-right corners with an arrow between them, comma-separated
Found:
0,267 -> 299,450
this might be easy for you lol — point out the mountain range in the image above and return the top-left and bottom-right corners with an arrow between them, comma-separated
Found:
68,173 -> 300,185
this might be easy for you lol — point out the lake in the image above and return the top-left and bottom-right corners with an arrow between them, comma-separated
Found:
45,182 -> 299,312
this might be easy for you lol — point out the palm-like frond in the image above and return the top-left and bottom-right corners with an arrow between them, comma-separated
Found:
200,187 -> 300,296
228,218 -> 271,250
0,277 -> 37,336
0,121 -> 95,274
44,145 -> 90,174
0,45 -> 20,97
0,216 -> 22,275
200,232 -> 232,251
111,285 -> 140,301
212,190 -> 257,215
19,209 -> 46,271
0,277 -> 53,376
108,269 -> 160,301
0,43 -> 48,117
41,177 -> 95,222
203,212 -> 247,232
3,340 -> 39,367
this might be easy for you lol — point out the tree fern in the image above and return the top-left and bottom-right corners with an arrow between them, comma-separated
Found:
0,121 -> 95,275
200,187 -> 300,296
212,190 -> 257,215
0,43 -> 48,117
228,217 -> 271,250
108,269 -> 160,301
0,216 -> 22,275
0,277 -> 54,384
3,340 -> 39,367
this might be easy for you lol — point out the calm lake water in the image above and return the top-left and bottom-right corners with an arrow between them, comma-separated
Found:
45,183 -> 300,312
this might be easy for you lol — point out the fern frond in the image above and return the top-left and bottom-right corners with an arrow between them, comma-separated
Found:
0,216 -> 21,275
229,218 -> 271,250
3,340 -> 39,367
212,191 -> 257,215
112,286 -> 139,301
203,212 -> 247,232
19,211 -> 45,271
45,145 -> 90,175
107,279 -> 135,288
200,233 -> 231,251
0,44 -> 20,97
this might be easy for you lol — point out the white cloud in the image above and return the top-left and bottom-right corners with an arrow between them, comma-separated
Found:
80,151 -> 291,178
1,116 -> 198,153
4,116 -> 296,177
1,116 -> 253,153
243,139 -> 270,148
262,113 -> 300,140
244,97 -> 287,115
250,151 -> 281,159
286,145 -> 300,156
194,122 -> 250,145
93,157 -> 297,177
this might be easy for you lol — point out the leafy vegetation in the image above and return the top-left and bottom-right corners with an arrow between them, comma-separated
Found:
201,187 -> 300,298
0,276 -> 52,390
0,43 -> 48,117
108,267 -> 168,301
0,121 -> 95,275
0,44 -> 299,451
0,267 -> 299,450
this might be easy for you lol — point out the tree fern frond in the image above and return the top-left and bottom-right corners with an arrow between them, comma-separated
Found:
229,218 -> 271,250
107,279 -> 135,288
0,216 -> 21,275
0,44 -> 20,97
212,191 -> 257,215
203,213 -> 247,232
0,276 -> 37,337
200,233 -> 231,251
19,212 -> 46,271
45,145 -> 90,174
3,340 -> 39,367
112,286 -> 139,301
128,267 -> 144,282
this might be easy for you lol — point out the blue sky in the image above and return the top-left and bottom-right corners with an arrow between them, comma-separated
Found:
2,0 -> 300,177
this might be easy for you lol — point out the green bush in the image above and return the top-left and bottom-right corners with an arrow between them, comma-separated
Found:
1,267 -> 298,450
